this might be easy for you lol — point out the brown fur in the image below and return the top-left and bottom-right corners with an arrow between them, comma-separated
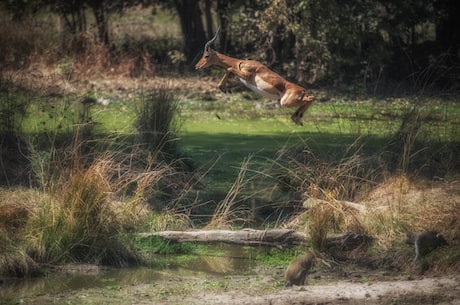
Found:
284,252 -> 315,287
195,29 -> 314,126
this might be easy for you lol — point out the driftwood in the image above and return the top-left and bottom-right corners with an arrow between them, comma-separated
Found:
138,229 -> 372,250
138,229 -> 306,249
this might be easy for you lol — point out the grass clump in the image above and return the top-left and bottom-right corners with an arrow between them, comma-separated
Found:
135,85 -> 180,155
26,158 -> 141,266
361,175 -> 459,256
206,157 -> 254,229
272,138 -> 382,205
0,189 -> 38,276
17,146 -> 194,270
0,82 -> 195,275
0,234 -> 37,277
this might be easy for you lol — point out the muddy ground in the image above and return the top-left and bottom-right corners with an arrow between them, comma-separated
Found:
8,267 -> 460,305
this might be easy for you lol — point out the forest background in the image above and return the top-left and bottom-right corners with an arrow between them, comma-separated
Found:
1,0 -> 459,92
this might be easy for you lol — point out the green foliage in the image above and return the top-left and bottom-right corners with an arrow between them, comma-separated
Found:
0,88 -> 29,136
3,0 -> 459,88
256,247 -> 305,267
225,0 -> 459,90
135,236 -> 194,255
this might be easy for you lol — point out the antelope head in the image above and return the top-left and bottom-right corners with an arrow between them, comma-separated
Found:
195,26 -> 220,69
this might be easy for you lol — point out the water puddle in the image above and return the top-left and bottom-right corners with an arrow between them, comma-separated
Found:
0,244 -> 266,300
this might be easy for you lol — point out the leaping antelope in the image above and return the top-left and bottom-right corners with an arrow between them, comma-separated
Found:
195,27 -> 314,125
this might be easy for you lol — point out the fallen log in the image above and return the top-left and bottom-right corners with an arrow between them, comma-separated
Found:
138,229 -> 373,250
138,229 -> 307,249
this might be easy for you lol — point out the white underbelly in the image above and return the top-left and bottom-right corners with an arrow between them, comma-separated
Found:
239,78 -> 280,100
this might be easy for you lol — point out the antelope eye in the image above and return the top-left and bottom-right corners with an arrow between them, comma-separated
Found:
204,55 -> 209,59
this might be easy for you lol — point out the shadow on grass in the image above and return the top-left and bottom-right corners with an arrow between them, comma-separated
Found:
179,124 -> 459,223
178,130 -> 388,216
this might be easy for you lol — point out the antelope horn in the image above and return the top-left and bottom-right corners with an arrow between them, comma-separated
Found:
204,25 -> 220,51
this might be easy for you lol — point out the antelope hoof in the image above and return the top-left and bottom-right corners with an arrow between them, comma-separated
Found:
218,85 -> 228,93
291,114 -> 303,126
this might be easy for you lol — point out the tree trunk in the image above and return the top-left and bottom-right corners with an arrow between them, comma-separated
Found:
173,0 -> 206,63
204,0 -> 214,39
89,0 -> 109,46
217,0 -> 230,52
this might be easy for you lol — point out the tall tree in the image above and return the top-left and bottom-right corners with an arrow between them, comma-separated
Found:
87,0 -> 109,46
0,0 -> 152,46
172,0 -> 207,63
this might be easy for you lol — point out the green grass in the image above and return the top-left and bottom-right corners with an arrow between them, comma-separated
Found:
18,92 -> 460,217
175,96 -> 459,222
256,246 -> 306,267
21,97 -> 137,136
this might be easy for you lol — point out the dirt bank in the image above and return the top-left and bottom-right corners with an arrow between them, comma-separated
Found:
11,270 -> 459,305
200,276 -> 460,305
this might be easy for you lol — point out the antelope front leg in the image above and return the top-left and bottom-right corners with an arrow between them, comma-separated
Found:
217,71 -> 231,93
227,66 -> 253,80
218,67 -> 253,93
291,96 -> 314,125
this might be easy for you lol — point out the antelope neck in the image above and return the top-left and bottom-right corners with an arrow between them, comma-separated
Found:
214,52 -> 241,68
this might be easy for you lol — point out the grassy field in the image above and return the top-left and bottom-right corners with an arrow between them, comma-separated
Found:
1,5 -> 459,291
182,95 -> 459,190
1,76 -> 460,277
19,90 -> 460,207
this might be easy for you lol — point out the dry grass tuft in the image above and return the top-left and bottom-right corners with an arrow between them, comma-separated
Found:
272,138 -> 382,205
146,211 -> 193,232
25,158 -> 139,265
206,157 -> 254,230
273,139 -> 380,249
304,198 -> 365,251
0,235 -> 37,277
22,138 -> 189,267
361,175 -> 460,245
352,175 -> 460,271
0,189 -> 39,276
307,202 -> 335,250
